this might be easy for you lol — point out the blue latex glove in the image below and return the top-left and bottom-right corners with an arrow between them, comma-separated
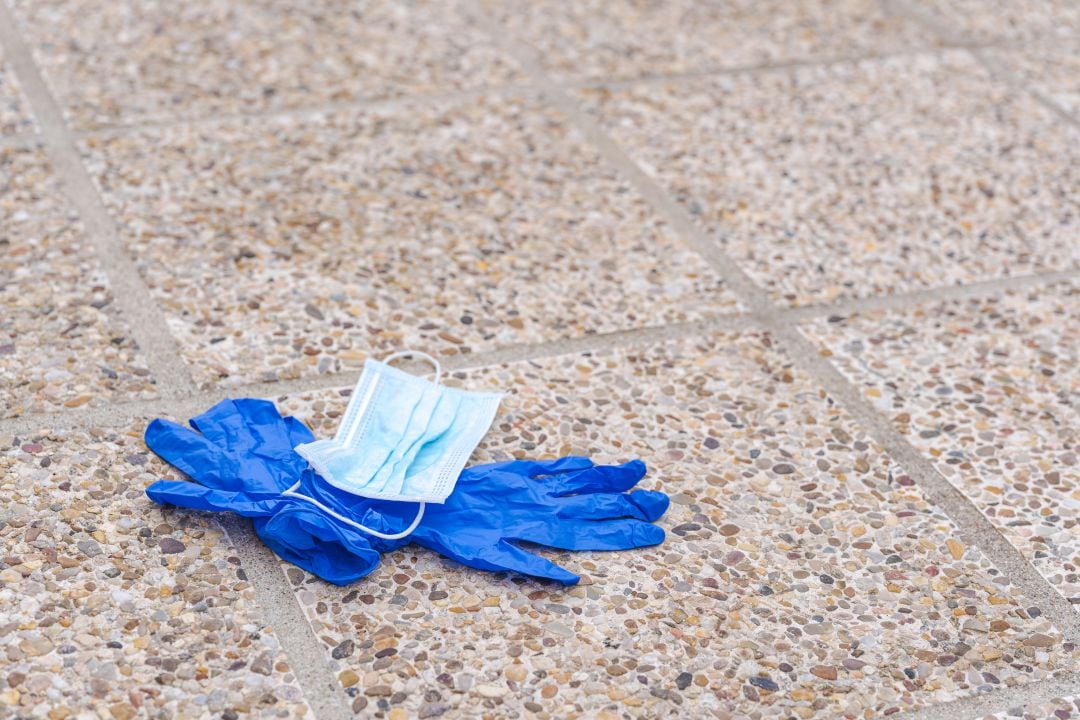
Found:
144,399 -> 397,585
146,399 -> 669,585
403,457 -> 667,584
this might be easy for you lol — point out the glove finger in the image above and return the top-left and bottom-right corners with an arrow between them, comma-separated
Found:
187,398 -> 249,447
144,419 -> 231,487
146,480 -> 282,517
555,490 -> 670,522
493,456 -> 594,479
514,517 -> 665,552
240,399 -> 309,463
415,531 -> 580,585
189,398 -> 272,446
488,539 -> 580,585
194,398 -> 297,464
543,460 -> 647,497
283,415 -> 317,448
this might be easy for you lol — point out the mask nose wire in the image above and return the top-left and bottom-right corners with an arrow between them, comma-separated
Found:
382,349 -> 442,385
282,480 -> 427,541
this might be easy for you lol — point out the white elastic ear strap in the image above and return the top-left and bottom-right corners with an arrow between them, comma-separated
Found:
382,349 -> 442,385
283,350 -> 440,539
282,481 -> 426,541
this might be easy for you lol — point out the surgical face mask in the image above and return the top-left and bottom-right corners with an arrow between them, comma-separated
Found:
285,351 -> 502,539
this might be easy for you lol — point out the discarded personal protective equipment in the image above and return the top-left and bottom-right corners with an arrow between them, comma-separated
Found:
145,399 -> 669,585
143,399 -> 391,585
397,456 -> 669,584
292,351 -> 502,538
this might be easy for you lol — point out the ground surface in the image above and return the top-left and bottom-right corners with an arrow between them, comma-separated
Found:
0,1 -> 1078,718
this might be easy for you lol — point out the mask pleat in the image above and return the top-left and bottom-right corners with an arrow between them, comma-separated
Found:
294,356 -> 502,505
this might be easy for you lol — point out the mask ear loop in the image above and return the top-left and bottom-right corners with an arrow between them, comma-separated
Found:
382,349 -> 442,385
281,349 -> 441,540
282,482 -> 425,540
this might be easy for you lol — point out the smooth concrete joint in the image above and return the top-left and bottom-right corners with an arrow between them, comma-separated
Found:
972,47 -> 1080,128
74,82 -> 543,140
2,263 -> 1075,440
0,4 -> 196,397
884,0 -> 1080,128
566,40 -> 1004,93
781,269 -> 1080,324
1,8 -> 351,718
890,673 -> 1080,720
219,515 -> 355,720
776,323 -> 1080,640
0,312 -> 758,438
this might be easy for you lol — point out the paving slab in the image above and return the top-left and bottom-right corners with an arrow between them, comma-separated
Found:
269,331 -> 1075,718
482,0 -> 931,83
908,0 -> 1080,42
78,94 -> 738,389
2,1 -> 1078,718
6,0 -> 523,130
0,422 -> 308,718
576,50 -> 1080,308
0,144 -> 157,419
0,50 -> 34,137
803,280 -> 1080,607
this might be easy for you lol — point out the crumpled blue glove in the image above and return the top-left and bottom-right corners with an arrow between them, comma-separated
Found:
145,399 -> 669,585
144,399 -> 396,584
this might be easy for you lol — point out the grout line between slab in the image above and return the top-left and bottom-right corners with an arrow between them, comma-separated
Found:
972,47 -> 1080,129
878,0 -> 961,41
565,41 -> 1001,92
74,83 -> 541,139
466,4 -> 1080,718
219,516 -> 353,720
882,0 -> 1080,128
772,322 -> 1080,642
782,269 -> 1080,323
1,266 -> 1074,438
32,39 -> 1040,141
0,313 -> 758,436
889,671 -> 1080,720
0,5 -> 196,398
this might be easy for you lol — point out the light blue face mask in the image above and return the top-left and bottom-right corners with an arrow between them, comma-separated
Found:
286,351 -> 503,539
